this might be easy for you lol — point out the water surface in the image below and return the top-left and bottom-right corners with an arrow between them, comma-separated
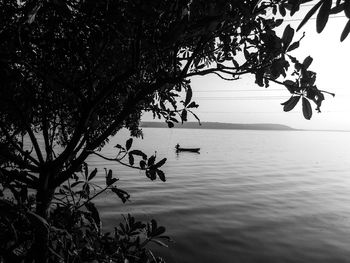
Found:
90,128 -> 350,263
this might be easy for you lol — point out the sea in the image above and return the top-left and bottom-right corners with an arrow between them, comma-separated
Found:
88,127 -> 350,263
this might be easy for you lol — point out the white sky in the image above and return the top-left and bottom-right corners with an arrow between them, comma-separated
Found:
143,5 -> 350,131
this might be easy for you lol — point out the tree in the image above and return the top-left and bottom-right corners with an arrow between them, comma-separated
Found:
0,0 -> 331,262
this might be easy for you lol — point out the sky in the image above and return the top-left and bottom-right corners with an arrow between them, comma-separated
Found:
143,4 -> 350,131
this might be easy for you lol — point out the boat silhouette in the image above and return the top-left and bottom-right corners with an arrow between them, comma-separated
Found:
175,144 -> 200,153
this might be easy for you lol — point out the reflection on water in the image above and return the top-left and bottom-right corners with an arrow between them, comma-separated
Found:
89,128 -> 350,263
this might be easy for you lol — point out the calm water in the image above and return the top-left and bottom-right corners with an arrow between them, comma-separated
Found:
89,128 -> 350,263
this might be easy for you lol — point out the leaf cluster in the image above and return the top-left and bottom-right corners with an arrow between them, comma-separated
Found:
279,0 -> 350,41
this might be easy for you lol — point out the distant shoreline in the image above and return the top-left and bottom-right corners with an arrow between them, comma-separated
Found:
141,121 -> 296,131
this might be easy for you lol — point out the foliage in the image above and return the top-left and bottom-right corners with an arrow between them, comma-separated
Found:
1,138 -> 169,262
278,0 -> 350,41
0,0 -> 334,262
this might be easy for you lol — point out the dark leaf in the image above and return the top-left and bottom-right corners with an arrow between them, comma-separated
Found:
302,56 -> 313,69
287,41 -> 299,52
181,109 -> 187,122
344,0 -> 350,17
146,170 -> 157,180
106,169 -> 113,185
125,138 -> 133,151
279,4 -> 286,16
282,96 -> 301,111
166,121 -> 174,128
290,0 -> 301,16
282,24 -> 294,50
187,101 -> 199,108
85,202 -> 101,229
185,86 -> 192,106
148,155 -> 156,166
129,149 -> 147,160
189,110 -> 201,125
111,188 -> 130,203
283,80 -> 297,93
114,144 -> 123,149
128,153 -> 135,166
83,183 -> 90,196
154,158 -> 167,168
316,0 -> 332,33
302,97 -> 313,119
71,180 -> 84,188
156,170 -> 166,182
297,0 -> 323,31
107,178 -> 117,186
140,160 -> 146,169
84,163 -> 88,180
26,3 -> 43,24
153,226 -> 166,236
88,168 -> 97,181
329,3 -> 344,14
341,19 -> 350,41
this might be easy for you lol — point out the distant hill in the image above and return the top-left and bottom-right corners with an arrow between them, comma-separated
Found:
141,122 -> 295,131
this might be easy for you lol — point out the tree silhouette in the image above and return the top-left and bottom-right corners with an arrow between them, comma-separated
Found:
0,1 -> 332,262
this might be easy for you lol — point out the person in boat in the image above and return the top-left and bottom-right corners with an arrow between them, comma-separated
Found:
175,143 -> 180,150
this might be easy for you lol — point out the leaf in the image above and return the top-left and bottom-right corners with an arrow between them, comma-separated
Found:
189,110 -> 201,125
297,0 -> 323,31
88,168 -> 98,181
129,150 -> 147,160
71,180 -> 84,188
302,97 -> 313,119
287,41 -> 299,52
279,4 -> 286,16
282,96 -> 301,112
83,183 -> 90,196
283,80 -> 297,93
128,153 -> 134,166
146,170 -> 157,180
341,19 -> 350,41
114,144 -> 123,149
26,3 -> 43,24
85,202 -> 101,229
107,178 -> 117,186
302,56 -> 313,69
111,188 -> 130,203
181,109 -> 187,122
316,0 -> 332,33
125,138 -> 133,151
344,0 -> 350,17
105,169 -> 113,185
154,158 -> 167,168
166,121 -> 174,128
187,101 -> 199,108
148,155 -> 156,166
84,163 -> 88,180
156,170 -> 166,182
282,24 -> 294,51
140,160 -> 146,169
153,226 -> 166,236
329,3 -> 344,14
184,86 -> 192,106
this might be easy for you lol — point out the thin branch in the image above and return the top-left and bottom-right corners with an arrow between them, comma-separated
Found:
0,123 -> 40,166
212,72 -> 239,81
52,68 -> 135,171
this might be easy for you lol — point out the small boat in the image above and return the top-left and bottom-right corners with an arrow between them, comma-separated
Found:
175,144 -> 200,153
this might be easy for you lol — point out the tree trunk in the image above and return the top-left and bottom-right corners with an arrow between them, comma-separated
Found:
30,172 -> 56,263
